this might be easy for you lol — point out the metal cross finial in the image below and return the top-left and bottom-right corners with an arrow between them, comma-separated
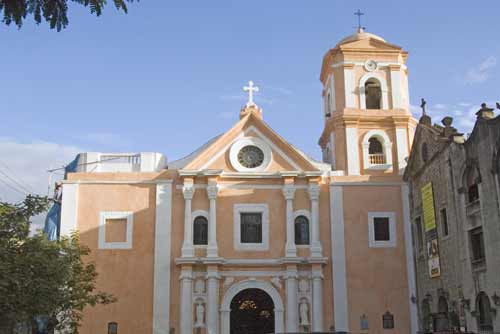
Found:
243,81 -> 259,107
420,98 -> 427,116
354,9 -> 365,31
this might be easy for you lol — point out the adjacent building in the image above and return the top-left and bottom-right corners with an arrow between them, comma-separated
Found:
59,28 -> 418,334
404,104 -> 500,333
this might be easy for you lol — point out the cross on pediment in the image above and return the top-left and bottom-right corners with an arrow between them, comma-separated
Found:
243,81 -> 259,107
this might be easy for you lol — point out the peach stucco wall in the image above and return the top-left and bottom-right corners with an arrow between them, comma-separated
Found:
76,183 -> 157,334
342,184 -> 410,334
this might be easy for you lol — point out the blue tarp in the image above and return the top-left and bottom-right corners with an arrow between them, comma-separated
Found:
43,154 -> 80,241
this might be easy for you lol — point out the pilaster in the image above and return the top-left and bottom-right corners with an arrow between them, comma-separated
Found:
283,181 -> 297,258
181,178 -> 195,258
206,265 -> 220,334
308,182 -> 322,258
179,265 -> 193,334
311,264 -> 324,332
206,179 -> 219,258
285,265 -> 299,332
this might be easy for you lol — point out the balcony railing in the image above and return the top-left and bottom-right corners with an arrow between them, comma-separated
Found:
369,153 -> 386,165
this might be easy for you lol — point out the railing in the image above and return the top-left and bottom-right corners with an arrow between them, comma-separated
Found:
369,153 -> 386,165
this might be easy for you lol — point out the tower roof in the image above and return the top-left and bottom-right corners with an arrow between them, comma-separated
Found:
336,27 -> 386,46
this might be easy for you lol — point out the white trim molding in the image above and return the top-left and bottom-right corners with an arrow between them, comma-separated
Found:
220,279 -> 284,334
233,203 -> 269,251
402,185 -> 418,334
229,136 -> 273,172
153,183 -> 173,334
330,185 -> 349,332
359,72 -> 390,109
361,129 -> 393,171
98,211 -> 134,249
368,211 -> 397,248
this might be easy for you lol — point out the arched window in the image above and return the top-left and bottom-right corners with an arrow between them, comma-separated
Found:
435,296 -> 450,331
421,143 -> 429,163
368,137 -> 386,165
421,299 -> 432,332
476,292 -> 494,331
193,216 -> 208,245
465,166 -> 480,203
382,311 -> 394,329
362,130 -> 393,170
365,79 -> 382,109
294,215 -> 310,245
108,322 -> 118,334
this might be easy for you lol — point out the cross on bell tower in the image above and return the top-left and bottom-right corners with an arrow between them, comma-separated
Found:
354,9 -> 365,32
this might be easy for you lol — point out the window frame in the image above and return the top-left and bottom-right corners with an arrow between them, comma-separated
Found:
368,212 -> 397,248
233,204 -> 269,251
98,211 -> 133,249
415,216 -> 424,253
192,210 -> 209,247
470,227 -> 486,264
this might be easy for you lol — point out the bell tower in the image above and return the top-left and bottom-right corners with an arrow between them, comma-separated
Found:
318,27 -> 417,176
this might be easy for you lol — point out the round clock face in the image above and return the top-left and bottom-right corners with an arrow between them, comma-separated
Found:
365,60 -> 378,72
237,145 -> 265,169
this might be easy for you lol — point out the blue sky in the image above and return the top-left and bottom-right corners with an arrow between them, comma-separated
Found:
0,0 -> 499,202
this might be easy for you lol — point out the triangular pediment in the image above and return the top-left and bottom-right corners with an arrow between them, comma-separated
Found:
184,110 -> 321,173
405,124 -> 447,178
339,38 -> 402,51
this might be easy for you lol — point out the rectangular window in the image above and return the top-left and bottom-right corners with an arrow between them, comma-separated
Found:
368,212 -> 396,248
374,217 -> 390,241
240,213 -> 262,243
233,204 -> 269,251
415,217 -> 423,252
470,227 -> 485,262
440,208 -> 449,237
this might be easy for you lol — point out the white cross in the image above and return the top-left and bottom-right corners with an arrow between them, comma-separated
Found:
243,80 -> 259,107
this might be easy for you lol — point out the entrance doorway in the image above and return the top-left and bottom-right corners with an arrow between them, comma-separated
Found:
230,288 -> 275,334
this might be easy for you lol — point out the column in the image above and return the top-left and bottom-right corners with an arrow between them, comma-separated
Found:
283,184 -> 297,258
181,180 -> 195,258
179,266 -> 193,334
389,64 -> 403,109
206,266 -> 220,334
395,127 -> 409,174
345,126 -> 360,175
285,265 -> 299,332
308,183 -> 322,258
206,182 -> 219,258
311,266 -> 324,332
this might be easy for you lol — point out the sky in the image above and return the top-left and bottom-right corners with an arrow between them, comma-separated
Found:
0,0 -> 499,204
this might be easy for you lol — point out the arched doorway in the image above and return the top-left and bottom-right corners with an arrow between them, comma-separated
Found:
434,296 -> 449,331
220,279 -> 284,334
230,288 -> 274,334
476,292 -> 494,332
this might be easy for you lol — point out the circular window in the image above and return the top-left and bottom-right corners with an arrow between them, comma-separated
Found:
229,137 -> 272,172
237,145 -> 264,169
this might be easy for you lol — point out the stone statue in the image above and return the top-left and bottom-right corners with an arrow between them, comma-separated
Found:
299,299 -> 310,326
194,302 -> 205,327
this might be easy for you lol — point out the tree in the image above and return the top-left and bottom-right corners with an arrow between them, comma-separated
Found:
0,0 -> 132,31
0,195 -> 115,333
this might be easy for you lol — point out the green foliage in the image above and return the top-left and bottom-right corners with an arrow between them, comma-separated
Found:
0,195 -> 115,333
0,0 -> 132,31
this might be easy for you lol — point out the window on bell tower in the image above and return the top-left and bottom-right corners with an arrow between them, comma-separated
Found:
365,79 -> 382,109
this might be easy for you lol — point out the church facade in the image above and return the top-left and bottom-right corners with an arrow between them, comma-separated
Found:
60,29 -> 418,334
